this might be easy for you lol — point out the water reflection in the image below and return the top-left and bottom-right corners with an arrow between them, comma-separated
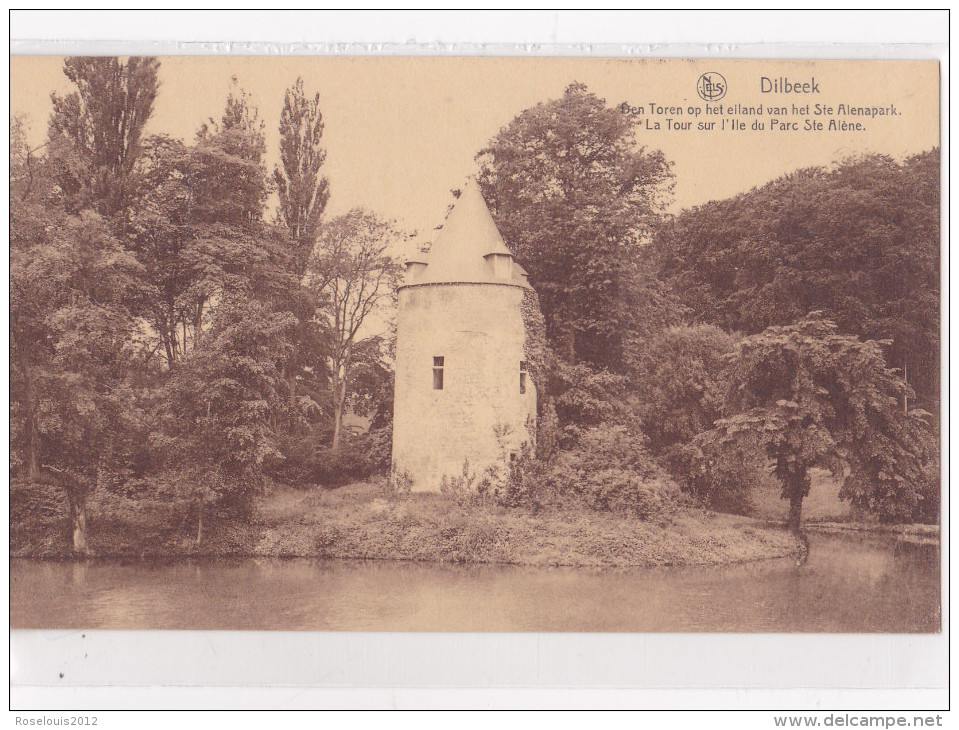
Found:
10,532 -> 940,632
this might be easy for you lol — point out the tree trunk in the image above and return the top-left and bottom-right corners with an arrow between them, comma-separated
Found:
331,376 -> 346,454
195,503 -> 203,549
163,333 -> 176,370
70,489 -> 88,556
288,371 -> 299,429
903,359 -> 909,413
20,349 -> 40,480
783,465 -> 810,532
787,492 -> 804,532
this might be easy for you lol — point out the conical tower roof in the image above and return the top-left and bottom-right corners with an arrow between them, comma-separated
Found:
406,179 -> 529,288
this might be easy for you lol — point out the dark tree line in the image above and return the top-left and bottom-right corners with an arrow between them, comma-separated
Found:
655,151 -> 940,412
10,58 -> 400,552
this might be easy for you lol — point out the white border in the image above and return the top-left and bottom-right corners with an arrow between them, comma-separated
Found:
5,9 -> 950,714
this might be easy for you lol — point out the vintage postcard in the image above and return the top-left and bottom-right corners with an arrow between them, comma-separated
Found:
10,55 -> 941,635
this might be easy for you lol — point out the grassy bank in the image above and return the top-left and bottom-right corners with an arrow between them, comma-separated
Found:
11,479 -> 802,567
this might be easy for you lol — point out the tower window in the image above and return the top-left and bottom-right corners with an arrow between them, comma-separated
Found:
520,361 -> 528,394
433,356 -> 444,390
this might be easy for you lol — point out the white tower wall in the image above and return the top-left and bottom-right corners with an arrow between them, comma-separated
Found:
392,282 -> 536,492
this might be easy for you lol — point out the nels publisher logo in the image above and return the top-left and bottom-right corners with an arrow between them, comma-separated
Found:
697,72 -> 727,102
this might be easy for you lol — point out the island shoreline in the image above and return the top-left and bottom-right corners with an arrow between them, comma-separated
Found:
13,480 -> 809,568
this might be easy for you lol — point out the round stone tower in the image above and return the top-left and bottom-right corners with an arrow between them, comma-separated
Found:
392,180 -> 537,492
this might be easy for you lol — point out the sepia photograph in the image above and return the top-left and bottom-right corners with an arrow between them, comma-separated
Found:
9,52 -> 941,637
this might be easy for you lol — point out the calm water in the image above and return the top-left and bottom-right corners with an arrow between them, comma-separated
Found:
10,532 -> 940,632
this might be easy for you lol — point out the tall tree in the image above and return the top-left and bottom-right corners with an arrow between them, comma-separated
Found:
129,88 -> 282,368
271,77 -> 333,431
194,81 -> 269,224
274,77 -> 331,276
11,207 -> 142,553
10,116 -> 51,478
146,86 -> 307,540
48,56 -> 160,218
153,294 -> 297,546
691,313 -> 937,529
476,82 -> 674,371
307,210 -> 403,452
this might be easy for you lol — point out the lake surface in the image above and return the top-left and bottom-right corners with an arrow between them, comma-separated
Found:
10,531 -> 940,632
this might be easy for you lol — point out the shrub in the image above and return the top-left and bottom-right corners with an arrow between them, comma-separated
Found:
272,426 -> 393,488
554,425 -> 681,519
360,424 -> 393,475
484,424 -> 681,520
270,432 -> 319,485
628,324 -> 736,451
383,463 -> 413,501
556,423 -> 659,478
440,459 -> 484,508
310,444 -> 368,487
669,441 -> 761,515
484,441 -> 555,512
574,468 -> 677,520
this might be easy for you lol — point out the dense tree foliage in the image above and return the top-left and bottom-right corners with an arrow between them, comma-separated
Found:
10,58 -> 404,552
629,324 -> 737,451
689,314 -> 937,528
274,76 -> 331,276
477,82 -> 676,372
128,84 -> 297,371
144,86 -> 318,542
270,77 -> 333,436
307,210 -> 403,452
48,56 -> 160,218
11,159 -> 142,551
657,151 -> 940,410
153,295 -> 298,544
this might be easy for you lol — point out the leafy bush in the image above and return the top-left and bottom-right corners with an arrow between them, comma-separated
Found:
484,441 -> 555,512
628,324 -> 736,451
668,441 -> 760,515
573,468 -> 677,520
554,424 -> 659,479
270,432 -> 318,485
359,424 -> 393,475
549,425 -> 682,519
484,424 -> 681,520
440,459 -> 484,508
383,463 -> 413,501
310,444 -> 368,487
272,425 -> 393,488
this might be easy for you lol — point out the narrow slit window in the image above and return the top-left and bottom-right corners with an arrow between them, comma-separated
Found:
520,361 -> 528,394
433,356 -> 444,390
